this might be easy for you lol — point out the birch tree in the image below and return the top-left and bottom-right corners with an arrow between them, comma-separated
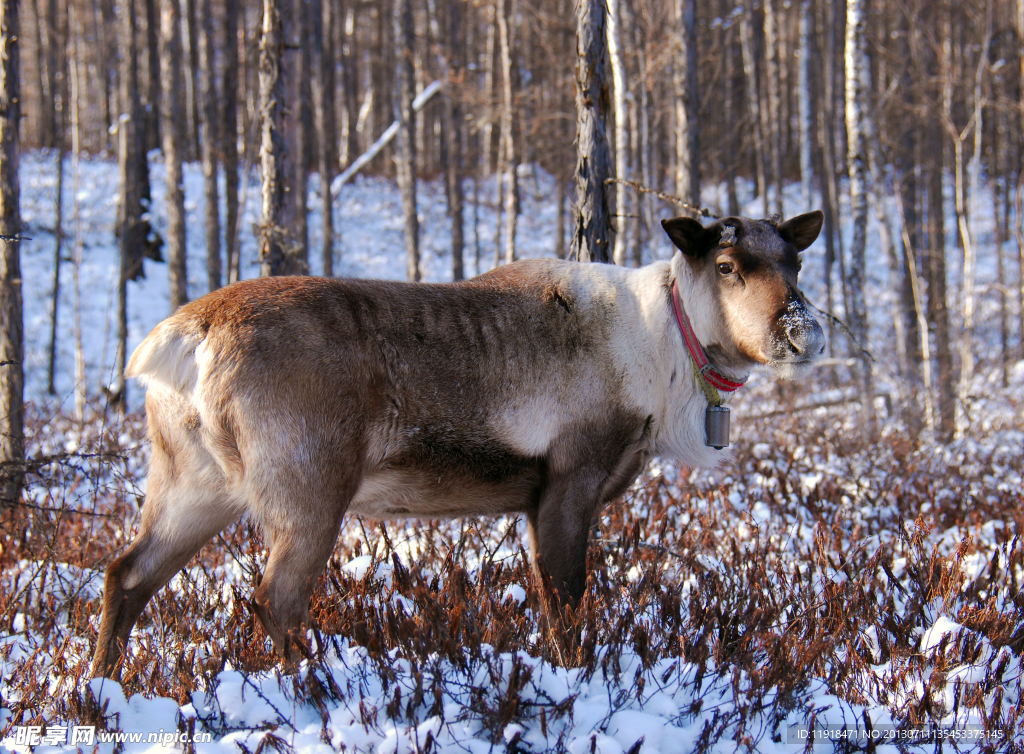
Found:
311,0 -> 335,275
114,0 -> 146,408
952,5 -> 990,429
798,0 -> 813,209
673,0 -> 698,210
0,0 -> 23,506
607,0 -> 629,265
764,0 -> 783,215
931,10 -> 955,439
160,0 -> 188,310
198,0 -> 220,291
283,0 -> 308,271
394,0 -> 420,281
739,8 -> 767,216
498,0 -> 518,264
844,0 -> 874,430
258,0 -> 291,277
426,0 -> 465,279
69,2 -> 86,421
222,0 -> 240,283
1018,0 -> 1024,361
572,0 -> 613,264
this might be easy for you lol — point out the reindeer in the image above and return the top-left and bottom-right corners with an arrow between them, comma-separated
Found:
90,212 -> 826,677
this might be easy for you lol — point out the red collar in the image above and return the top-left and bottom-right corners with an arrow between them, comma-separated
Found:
671,281 -> 746,393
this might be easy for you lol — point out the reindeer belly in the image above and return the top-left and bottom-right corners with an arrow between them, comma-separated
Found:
347,461 -> 542,518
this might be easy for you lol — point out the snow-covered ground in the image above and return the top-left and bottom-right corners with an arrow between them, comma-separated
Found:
3,151 -> 1023,753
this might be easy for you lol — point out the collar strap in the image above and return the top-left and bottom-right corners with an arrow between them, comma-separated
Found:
671,280 -> 746,394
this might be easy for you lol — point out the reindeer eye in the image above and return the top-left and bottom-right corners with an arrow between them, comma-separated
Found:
717,262 -> 734,275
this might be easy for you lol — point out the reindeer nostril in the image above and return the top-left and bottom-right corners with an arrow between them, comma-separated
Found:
785,325 -> 806,354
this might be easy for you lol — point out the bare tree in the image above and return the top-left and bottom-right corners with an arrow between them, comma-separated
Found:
1018,0 -> 1024,361
222,0 -> 240,283
673,0 -> 698,210
69,1 -> 86,421
311,0 -> 335,275
498,0 -> 518,264
394,0 -> 419,281
426,0 -> 465,279
571,0 -> 613,264
258,0 -> 291,277
114,0 -> 147,409
798,0 -> 813,209
607,0 -> 629,265
445,0 -> 466,280
282,0 -> 308,271
198,0 -> 220,291
47,130 -> 65,396
951,6 -> 990,429
764,0 -> 783,215
844,0 -> 874,430
739,8 -> 767,216
142,0 -> 159,152
928,4 -> 955,439
0,0 -> 23,506
160,0 -> 188,310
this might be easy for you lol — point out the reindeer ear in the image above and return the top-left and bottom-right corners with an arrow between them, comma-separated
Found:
777,211 -> 824,251
661,217 -> 717,258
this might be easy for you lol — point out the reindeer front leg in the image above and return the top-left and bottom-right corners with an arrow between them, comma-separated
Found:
525,467 -> 604,615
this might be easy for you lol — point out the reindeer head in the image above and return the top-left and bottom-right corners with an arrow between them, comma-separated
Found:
662,211 -> 826,379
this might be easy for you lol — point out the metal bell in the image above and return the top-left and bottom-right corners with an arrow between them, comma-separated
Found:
705,405 -> 730,449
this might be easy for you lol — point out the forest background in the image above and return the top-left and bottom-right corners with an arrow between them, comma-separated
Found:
1,0 -> 1024,751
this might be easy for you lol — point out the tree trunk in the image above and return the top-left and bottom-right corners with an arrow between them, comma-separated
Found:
311,0 -> 335,276
447,1 -> 465,281
394,0 -> 419,281
897,9 -> 921,393
739,9 -> 767,217
672,0 -> 698,211
498,0 -> 517,265
30,0 -> 52,147
719,0 -> 738,217
115,0 -> 146,409
481,0 -> 496,179
340,1 -> 359,170
994,116 -> 1008,388
555,177 -> 566,260
812,0 -> 838,347
427,0 -> 464,280
571,0 -> 613,264
844,0 -> 874,430
607,0 -> 628,265
69,2 -> 86,421
764,0 -> 783,215
198,0 -> 220,291
927,50 -> 954,439
1017,0 -> 1024,362
161,0 -> 188,311
867,139 -> 908,382
0,0 -> 24,506
955,12 -> 989,428
258,0 -> 291,277
47,135 -> 65,396
282,0 -> 308,272
798,0 -> 813,210
181,0 -> 199,157
143,0 -> 159,153
632,3 -> 653,258
222,0 -> 240,283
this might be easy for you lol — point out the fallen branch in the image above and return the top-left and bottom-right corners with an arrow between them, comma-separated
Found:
330,80 -> 443,195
